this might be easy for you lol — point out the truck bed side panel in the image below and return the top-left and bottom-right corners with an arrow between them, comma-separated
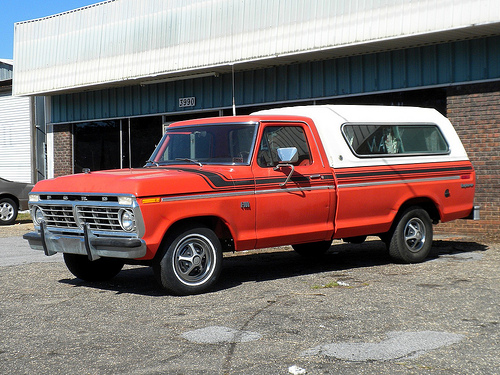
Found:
333,161 -> 475,238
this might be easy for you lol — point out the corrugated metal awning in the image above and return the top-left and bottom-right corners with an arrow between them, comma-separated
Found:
13,0 -> 500,96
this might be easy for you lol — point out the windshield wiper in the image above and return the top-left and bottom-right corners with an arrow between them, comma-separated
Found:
144,160 -> 159,167
175,158 -> 203,167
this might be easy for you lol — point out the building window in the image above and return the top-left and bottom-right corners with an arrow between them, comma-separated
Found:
74,120 -> 121,173
73,116 -> 163,172
128,116 -> 162,168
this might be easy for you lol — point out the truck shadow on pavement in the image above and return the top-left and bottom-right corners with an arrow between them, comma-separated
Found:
58,239 -> 488,296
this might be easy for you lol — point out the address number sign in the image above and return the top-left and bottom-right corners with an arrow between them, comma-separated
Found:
179,97 -> 196,108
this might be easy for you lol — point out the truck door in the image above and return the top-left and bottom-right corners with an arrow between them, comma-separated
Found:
252,122 -> 334,248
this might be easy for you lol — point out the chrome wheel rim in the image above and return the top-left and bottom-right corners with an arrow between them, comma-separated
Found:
0,202 -> 14,222
404,217 -> 426,252
172,234 -> 216,286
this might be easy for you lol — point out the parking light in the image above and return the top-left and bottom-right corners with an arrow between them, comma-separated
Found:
29,194 -> 40,202
118,196 -> 134,205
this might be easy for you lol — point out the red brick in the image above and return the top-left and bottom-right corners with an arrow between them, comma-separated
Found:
445,83 -> 500,237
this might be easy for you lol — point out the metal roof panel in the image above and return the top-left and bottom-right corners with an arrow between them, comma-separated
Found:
13,0 -> 500,96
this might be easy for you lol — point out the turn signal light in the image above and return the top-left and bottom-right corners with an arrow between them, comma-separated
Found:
142,197 -> 161,204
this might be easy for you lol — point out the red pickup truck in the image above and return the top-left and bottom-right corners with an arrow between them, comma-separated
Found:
24,105 -> 477,295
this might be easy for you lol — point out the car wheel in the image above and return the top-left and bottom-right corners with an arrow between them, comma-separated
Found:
64,253 -> 124,281
292,240 -> 332,257
388,207 -> 433,263
153,225 -> 222,295
0,198 -> 18,225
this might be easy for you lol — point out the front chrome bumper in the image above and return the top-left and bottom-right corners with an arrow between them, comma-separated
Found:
23,221 -> 147,261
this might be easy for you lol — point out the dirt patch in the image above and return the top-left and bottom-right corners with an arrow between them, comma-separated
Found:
0,221 -> 34,238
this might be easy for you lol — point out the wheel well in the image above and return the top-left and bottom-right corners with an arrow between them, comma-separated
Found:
161,216 -> 234,253
0,194 -> 19,209
396,198 -> 440,224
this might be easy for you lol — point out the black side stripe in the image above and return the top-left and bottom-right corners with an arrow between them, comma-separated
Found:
335,165 -> 473,180
156,167 -> 334,189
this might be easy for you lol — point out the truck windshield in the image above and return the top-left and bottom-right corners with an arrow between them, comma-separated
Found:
146,123 -> 258,166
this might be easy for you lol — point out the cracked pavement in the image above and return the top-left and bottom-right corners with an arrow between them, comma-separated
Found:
0,228 -> 499,374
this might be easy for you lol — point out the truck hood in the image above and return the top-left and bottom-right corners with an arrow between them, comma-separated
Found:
32,167 -> 248,197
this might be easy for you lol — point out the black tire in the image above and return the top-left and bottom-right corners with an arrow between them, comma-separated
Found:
388,207 -> 433,263
153,226 -> 222,295
292,240 -> 332,257
0,197 -> 18,225
64,253 -> 124,281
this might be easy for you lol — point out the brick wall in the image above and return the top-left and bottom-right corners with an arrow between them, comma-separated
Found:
53,124 -> 73,177
438,83 -> 500,238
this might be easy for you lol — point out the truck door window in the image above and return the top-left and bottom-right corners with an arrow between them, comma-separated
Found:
257,126 -> 311,168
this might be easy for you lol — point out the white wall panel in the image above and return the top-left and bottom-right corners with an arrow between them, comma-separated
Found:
13,0 -> 500,96
0,94 -> 32,183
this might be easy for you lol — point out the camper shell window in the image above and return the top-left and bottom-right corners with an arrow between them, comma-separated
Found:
342,123 -> 449,157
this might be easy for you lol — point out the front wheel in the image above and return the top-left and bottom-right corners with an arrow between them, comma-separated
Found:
0,198 -> 17,225
64,253 -> 124,281
388,207 -> 433,263
153,226 -> 222,295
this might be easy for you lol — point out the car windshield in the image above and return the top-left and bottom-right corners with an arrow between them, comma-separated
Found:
146,123 -> 258,166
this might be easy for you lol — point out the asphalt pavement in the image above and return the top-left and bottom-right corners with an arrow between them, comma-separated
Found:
0,232 -> 499,374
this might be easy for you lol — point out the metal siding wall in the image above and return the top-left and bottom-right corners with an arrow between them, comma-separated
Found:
454,41 -> 470,82
471,39 -> 488,81
421,45 -> 438,86
489,38 -> 500,78
0,94 -> 32,183
436,44 -> 453,85
51,36 -> 500,124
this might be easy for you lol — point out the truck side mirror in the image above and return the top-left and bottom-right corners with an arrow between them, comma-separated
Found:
274,147 -> 298,186
277,147 -> 298,163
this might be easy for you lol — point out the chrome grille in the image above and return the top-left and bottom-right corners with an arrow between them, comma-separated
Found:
76,206 -> 123,231
38,204 -> 125,232
39,204 -> 78,228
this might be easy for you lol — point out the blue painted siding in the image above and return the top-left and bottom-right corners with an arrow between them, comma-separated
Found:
51,36 -> 500,123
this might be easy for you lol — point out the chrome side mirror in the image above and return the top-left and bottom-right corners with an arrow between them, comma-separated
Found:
274,147 -> 298,186
277,147 -> 298,163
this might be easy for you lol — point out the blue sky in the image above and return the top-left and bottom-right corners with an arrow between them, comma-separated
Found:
1,0 -> 101,59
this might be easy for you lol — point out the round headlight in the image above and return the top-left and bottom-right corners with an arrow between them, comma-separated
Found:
32,206 -> 45,225
119,209 -> 135,232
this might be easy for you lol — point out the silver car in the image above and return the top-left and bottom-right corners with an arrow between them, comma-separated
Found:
0,177 -> 33,225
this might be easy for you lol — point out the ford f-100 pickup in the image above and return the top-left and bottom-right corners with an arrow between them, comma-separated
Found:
24,105 -> 478,294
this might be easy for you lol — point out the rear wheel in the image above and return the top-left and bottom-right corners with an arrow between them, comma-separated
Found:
292,241 -> 332,257
0,198 -> 17,225
388,207 -> 433,263
64,253 -> 124,281
153,226 -> 222,295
